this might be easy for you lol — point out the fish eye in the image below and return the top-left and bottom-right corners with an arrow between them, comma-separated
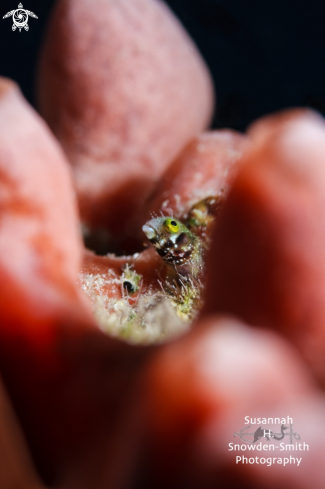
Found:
164,218 -> 180,233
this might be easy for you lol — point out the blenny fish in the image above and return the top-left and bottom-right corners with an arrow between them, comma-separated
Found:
142,216 -> 203,278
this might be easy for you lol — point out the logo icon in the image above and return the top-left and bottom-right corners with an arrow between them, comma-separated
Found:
3,3 -> 38,32
234,423 -> 301,444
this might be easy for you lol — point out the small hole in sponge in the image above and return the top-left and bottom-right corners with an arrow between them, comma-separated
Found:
123,280 -> 137,294
82,224 -> 145,256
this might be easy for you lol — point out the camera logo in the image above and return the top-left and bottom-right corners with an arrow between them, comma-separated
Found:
234,423 -> 301,444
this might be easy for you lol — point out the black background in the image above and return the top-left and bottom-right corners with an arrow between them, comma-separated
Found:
0,0 -> 325,131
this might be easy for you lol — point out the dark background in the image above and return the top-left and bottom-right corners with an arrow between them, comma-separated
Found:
0,0 -> 324,131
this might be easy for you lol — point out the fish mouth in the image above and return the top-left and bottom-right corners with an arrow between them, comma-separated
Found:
142,224 -> 156,240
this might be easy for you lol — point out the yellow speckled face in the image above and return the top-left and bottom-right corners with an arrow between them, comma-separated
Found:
143,215 -> 202,275
164,217 -> 180,233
